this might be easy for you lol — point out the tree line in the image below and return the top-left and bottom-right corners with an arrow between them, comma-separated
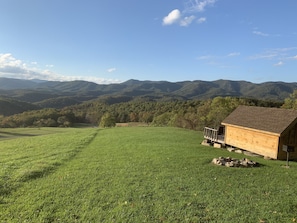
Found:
1,91 -> 296,130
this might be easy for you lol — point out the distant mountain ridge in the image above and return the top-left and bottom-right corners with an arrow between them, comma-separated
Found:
0,77 -> 296,112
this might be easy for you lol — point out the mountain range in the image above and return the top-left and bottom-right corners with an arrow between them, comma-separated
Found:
0,77 -> 296,116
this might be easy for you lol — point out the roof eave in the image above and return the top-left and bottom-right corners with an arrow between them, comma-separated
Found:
221,122 -> 281,137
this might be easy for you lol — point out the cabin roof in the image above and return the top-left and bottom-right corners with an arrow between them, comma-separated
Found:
221,105 -> 297,134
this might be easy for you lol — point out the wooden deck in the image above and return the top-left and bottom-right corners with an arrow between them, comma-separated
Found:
204,127 -> 225,144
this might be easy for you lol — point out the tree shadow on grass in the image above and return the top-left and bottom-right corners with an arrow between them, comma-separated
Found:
0,131 -> 37,140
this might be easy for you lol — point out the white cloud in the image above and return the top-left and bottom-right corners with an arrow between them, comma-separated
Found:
163,12 -> 202,27
0,53 -> 121,84
197,17 -> 206,24
249,52 -> 277,60
197,52 -> 240,61
185,0 -> 216,12
163,9 -> 181,25
274,61 -> 284,66
0,53 -> 22,67
253,31 -> 269,37
276,47 -> 297,52
180,15 -> 196,27
292,55 -> 297,60
250,47 -> 297,61
107,67 -> 116,73
227,52 -> 240,57
197,55 -> 212,60
163,0 -> 215,27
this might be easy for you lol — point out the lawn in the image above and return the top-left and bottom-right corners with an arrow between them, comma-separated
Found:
0,127 -> 297,222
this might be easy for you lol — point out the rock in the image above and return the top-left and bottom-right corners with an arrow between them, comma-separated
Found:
241,160 -> 248,167
233,161 -> 240,167
201,140 -> 211,146
212,158 -> 218,164
213,143 -> 222,148
211,157 -> 259,168
227,147 -> 235,152
225,161 -> 234,167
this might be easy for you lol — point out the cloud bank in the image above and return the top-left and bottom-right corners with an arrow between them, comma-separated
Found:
0,53 -> 121,84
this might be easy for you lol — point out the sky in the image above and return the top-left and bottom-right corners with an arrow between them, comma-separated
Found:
0,0 -> 296,84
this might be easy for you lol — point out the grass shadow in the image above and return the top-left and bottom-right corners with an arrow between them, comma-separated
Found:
0,131 -> 37,140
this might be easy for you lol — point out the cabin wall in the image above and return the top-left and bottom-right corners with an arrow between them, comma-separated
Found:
225,125 -> 279,159
278,123 -> 297,160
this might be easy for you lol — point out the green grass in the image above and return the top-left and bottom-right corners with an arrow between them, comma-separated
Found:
0,128 -> 97,199
0,127 -> 297,222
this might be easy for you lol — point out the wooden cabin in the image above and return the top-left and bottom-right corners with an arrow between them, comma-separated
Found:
204,105 -> 297,160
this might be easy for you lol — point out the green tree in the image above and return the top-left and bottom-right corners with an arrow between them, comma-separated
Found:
151,112 -> 172,126
129,112 -> 138,122
282,90 -> 297,109
196,99 -> 212,130
207,97 -> 239,128
57,116 -> 72,127
99,113 -> 116,128
139,112 -> 153,124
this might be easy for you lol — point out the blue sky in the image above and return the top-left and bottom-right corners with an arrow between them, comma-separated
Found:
0,0 -> 296,84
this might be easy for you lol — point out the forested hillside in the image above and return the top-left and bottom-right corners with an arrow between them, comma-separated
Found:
1,78 -> 297,108
0,96 -> 284,129
0,77 -> 296,130
0,97 -> 40,116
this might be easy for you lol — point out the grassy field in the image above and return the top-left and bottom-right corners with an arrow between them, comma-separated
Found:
0,127 -> 297,222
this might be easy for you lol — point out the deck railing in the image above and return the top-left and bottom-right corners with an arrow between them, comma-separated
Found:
204,127 -> 225,143
204,127 -> 218,142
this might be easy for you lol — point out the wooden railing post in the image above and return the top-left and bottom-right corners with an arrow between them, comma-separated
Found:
204,127 -> 218,142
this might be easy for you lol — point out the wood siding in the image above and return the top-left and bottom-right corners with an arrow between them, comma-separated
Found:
278,122 -> 297,160
225,125 -> 279,159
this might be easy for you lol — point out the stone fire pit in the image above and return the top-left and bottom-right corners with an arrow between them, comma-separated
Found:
212,157 -> 259,167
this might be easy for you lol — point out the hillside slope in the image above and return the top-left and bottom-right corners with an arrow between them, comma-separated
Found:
0,78 -> 296,109
0,97 -> 41,116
